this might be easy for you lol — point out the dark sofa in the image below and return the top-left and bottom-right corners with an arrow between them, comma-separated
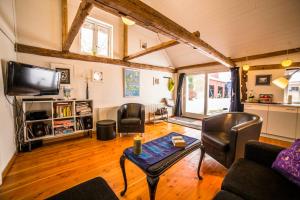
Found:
214,141 -> 299,200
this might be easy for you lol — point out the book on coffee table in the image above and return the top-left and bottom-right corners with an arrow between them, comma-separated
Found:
172,136 -> 186,147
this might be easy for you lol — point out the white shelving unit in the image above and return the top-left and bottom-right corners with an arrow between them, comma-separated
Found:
22,99 -> 93,149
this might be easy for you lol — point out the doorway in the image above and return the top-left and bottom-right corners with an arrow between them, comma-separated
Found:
182,71 -> 231,119
183,74 -> 206,118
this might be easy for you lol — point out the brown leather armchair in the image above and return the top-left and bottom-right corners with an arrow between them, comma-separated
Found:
118,103 -> 145,134
200,112 -> 262,168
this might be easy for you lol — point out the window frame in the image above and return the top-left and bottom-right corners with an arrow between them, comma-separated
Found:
209,85 -> 214,98
218,86 -> 223,98
79,17 -> 113,58
284,68 -> 300,103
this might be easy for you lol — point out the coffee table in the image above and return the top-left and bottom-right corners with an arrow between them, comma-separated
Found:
119,132 -> 205,200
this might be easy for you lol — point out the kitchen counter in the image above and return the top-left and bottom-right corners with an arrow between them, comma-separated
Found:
244,102 -> 300,141
243,102 -> 300,107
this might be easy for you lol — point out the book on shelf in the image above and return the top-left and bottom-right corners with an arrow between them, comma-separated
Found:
27,123 -> 52,139
54,127 -> 74,135
54,102 -> 73,118
54,118 -> 74,135
76,118 -> 85,130
54,119 -> 74,127
76,116 -> 93,130
171,136 -> 186,148
75,102 -> 92,116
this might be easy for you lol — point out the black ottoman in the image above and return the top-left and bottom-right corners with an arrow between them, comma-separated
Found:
46,177 -> 118,200
96,120 -> 116,140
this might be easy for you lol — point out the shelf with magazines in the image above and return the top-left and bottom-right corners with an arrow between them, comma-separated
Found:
75,100 -> 93,131
22,99 -> 93,150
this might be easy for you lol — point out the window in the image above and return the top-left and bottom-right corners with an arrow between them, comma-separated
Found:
209,85 -> 214,98
218,86 -> 223,98
80,17 -> 113,57
286,69 -> 300,103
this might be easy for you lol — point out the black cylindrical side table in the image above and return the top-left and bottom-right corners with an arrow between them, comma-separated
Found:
96,120 -> 116,140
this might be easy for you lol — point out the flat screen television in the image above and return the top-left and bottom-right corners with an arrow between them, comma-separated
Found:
5,61 -> 60,96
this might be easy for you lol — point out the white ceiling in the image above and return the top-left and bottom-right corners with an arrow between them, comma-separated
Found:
140,0 -> 300,67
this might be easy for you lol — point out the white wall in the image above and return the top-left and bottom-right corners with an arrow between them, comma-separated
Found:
0,0 -> 17,185
68,0 -> 124,59
17,53 -> 172,107
128,25 -> 173,67
237,52 -> 300,103
15,0 -> 173,67
14,0 -> 174,118
246,69 -> 285,102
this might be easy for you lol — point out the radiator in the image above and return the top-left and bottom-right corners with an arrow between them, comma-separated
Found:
96,104 -> 173,123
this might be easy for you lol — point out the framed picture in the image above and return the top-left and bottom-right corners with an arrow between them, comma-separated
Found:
123,69 -> 140,97
50,63 -> 74,85
255,75 -> 271,86
93,71 -> 103,83
153,77 -> 160,85
56,68 -> 70,84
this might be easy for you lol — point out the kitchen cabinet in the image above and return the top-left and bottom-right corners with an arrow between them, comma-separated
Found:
267,106 -> 297,139
295,109 -> 300,139
244,104 -> 269,133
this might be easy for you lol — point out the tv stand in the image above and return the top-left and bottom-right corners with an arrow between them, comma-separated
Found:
23,98 -> 54,101
21,99 -> 93,151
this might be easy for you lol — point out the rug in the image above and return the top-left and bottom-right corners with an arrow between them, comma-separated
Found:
167,117 -> 202,130
124,132 -> 198,170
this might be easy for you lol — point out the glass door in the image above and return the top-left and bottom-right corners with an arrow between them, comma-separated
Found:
183,74 -> 206,118
182,71 -> 231,119
207,72 -> 231,115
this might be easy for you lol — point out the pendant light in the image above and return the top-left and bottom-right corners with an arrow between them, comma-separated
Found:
121,16 -> 135,26
273,68 -> 300,89
242,57 -> 250,71
281,49 -> 293,67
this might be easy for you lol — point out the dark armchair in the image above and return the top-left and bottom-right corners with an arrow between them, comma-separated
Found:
117,103 -> 145,134
200,112 -> 262,169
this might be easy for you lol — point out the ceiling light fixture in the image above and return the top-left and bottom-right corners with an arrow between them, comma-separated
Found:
272,68 -> 300,89
242,57 -> 250,71
121,16 -> 135,26
281,59 -> 293,67
281,49 -> 293,67
242,64 -> 250,71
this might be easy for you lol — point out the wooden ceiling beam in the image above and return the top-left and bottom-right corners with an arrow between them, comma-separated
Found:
15,43 -> 175,73
61,0 -> 68,48
177,47 -> 300,71
176,61 -> 219,71
62,0 -> 93,52
248,62 -> 300,71
90,0 -> 235,68
124,40 -> 179,61
123,24 -> 128,57
124,31 -> 200,61
233,47 -> 300,62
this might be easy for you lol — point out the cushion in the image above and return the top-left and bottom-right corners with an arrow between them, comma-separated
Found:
46,177 -> 118,200
202,131 -> 230,151
272,139 -> 300,187
121,118 -> 141,125
222,159 -> 299,200
126,104 -> 140,118
213,190 -> 244,200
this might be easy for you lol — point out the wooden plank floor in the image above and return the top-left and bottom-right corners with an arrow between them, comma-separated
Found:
0,122 -> 291,200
